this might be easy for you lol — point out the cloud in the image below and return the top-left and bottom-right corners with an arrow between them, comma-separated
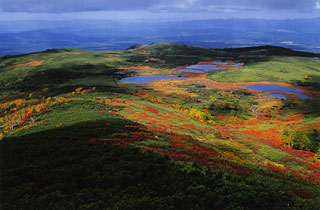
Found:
0,0 -> 154,13
0,0 -> 318,13
174,0 -> 196,9
152,0 -> 197,10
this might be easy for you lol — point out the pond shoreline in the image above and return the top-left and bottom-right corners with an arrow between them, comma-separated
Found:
119,63 -> 320,99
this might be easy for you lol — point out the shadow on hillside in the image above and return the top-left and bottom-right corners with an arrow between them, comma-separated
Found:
126,49 -> 274,69
1,63 -> 134,97
291,74 -> 320,91
216,45 -> 319,57
8,117 -> 142,141
45,85 -> 133,97
1,119 -> 299,210
283,98 -> 320,118
0,49 -> 78,61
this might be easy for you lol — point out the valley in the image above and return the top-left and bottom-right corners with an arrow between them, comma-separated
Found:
1,43 -> 320,209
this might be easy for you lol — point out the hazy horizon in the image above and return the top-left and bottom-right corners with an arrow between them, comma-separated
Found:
1,0 -> 320,20
1,0 -> 320,55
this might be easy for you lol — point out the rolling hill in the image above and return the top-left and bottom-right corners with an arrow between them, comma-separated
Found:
1,43 -> 320,209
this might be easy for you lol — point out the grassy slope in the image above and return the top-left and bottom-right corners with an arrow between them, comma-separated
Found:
208,56 -> 320,88
1,43 -> 320,209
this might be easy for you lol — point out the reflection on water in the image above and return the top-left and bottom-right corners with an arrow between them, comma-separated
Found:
265,94 -> 288,99
174,69 -> 204,73
120,75 -> 189,84
186,64 -> 225,70
174,61 -> 243,73
239,84 -> 311,99
213,61 -> 229,65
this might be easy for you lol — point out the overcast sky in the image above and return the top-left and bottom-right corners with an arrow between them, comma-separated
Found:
1,0 -> 319,20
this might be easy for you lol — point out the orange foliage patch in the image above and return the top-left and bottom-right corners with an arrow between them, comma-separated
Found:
146,57 -> 165,63
283,148 -> 315,162
104,98 -> 127,106
243,127 -> 282,147
136,51 -> 148,55
11,60 -> 44,67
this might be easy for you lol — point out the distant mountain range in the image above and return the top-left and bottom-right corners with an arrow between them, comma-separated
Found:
1,17 -> 320,56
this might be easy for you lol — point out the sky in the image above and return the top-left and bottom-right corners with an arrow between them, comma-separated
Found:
0,0 -> 319,21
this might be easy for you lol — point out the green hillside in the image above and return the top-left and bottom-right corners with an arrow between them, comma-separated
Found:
208,56 -> 320,88
1,43 -> 320,209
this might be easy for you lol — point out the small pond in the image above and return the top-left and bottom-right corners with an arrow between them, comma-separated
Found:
120,75 -> 189,84
239,84 -> 311,99
213,61 -> 229,65
186,64 -> 226,70
173,69 -> 204,73
173,61 -> 244,73
265,94 -> 288,100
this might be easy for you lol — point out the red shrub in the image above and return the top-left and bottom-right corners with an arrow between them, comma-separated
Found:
88,139 -> 97,143
144,107 -> 160,114
288,189 -> 316,199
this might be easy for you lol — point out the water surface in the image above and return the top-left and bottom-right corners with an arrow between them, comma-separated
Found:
173,69 -> 204,73
239,84 -> 311,99
265,94 -> 288,99
186,64 -> 226,70
229,63 -> 244,67
174,61 -> 243,73
120,75 -> 189,84
213,61 -> 229,65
